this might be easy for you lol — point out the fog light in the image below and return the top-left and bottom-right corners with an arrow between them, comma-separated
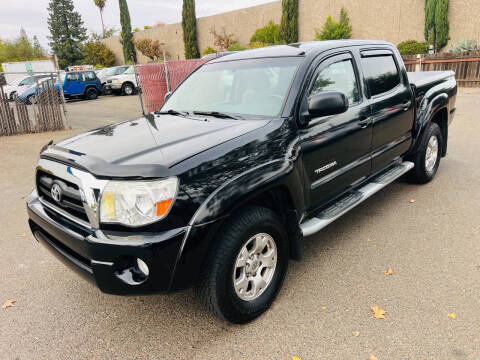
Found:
136,258 -> 149,276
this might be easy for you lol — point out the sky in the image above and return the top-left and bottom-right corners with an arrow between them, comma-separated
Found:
0,0 -> 277,50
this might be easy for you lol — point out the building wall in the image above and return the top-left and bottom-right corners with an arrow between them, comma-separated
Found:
104,0 -> 477,65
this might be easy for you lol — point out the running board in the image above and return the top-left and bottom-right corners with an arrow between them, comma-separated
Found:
300,161 -> 414,237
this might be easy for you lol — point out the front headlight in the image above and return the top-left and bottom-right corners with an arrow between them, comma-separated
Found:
99,178 -> 178,226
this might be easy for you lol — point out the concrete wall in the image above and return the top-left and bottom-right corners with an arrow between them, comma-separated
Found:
104,0 -> 477,65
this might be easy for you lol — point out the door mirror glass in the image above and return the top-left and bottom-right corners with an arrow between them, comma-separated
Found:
308,91 -> 349,118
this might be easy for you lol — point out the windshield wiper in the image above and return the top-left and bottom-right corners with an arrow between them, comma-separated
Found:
192,111 -> 241,120
154,109 -> 189,117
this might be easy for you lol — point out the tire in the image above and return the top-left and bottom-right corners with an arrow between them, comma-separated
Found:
85,88 -> 98,100
121,83 -> 134,96
26,94 -> 37,105
197,206 -> 288,324
409,122 -> 442,183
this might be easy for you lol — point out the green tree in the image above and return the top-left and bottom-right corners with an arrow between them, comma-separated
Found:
93,0 -> 107,38
47,0 -> 88,69
280,0 -> 298,44
425,0 -> 449,52
250,20 -> 283,46
90,26 -> 118,41
314,7 -> 352,41
83,40 -> 115,67
32,36 -> 46,58
0,30 -> 47,64
182,0 -> 200,59
118,0 -> 136,63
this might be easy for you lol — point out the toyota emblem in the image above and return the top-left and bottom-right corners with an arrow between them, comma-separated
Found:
51,183 -> 62,203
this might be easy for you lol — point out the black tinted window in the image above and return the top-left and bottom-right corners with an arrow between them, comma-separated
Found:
310,59 -> 360,104
361,55 -> 400,96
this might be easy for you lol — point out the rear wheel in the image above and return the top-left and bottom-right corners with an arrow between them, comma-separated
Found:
197,206 -> 288,324
85,88 -> 98,100
121,83 -> 134,96
409,122 -> 442,183
26,94 -> 37,105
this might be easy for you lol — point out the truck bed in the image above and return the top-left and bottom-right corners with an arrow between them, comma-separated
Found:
407,71 -> 455,88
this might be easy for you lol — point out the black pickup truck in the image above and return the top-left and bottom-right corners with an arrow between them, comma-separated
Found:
27,40 -> 457,323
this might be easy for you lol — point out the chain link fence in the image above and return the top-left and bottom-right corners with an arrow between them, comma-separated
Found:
0,71 -> 67,136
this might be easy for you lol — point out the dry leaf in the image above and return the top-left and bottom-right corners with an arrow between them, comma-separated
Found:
370,356 -> 378,360
22,233 -> 26,237
292,357 -> 301,360
384,268 -> 393,275
353,331 -> 360,337
2,300 -> 16,309
447,313 -> 456,320
409,199 -> 416,203
367,238 -> 372,242
371,305 -> 386,319
322,306 -> 327,310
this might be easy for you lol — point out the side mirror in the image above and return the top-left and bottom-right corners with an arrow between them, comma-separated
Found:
308,91 -> 349,118
164,92 -> 172,103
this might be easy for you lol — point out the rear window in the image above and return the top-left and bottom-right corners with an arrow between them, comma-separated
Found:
361,55 -> 400,96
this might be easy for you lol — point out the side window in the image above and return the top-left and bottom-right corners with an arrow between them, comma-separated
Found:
84,72 -> 97,81
361,55 -> 400,96
310,59 -> 360,104
66,73 -> 79,82
20,77 -> 35,86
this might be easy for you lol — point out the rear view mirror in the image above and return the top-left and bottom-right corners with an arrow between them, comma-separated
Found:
308,91 -> 349,118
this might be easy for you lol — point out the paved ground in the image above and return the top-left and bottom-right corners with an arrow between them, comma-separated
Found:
1,90 -> 479,360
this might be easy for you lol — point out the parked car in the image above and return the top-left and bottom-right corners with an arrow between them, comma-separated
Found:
56,70 -> 102,100
3,74 -> 52,100
97,65 -> 130,93
103,66 -> 139,96
26,40 -> 457,324
19,76 -> 58,104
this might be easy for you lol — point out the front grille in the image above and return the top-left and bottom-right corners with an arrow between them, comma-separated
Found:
36,170 -> 90,223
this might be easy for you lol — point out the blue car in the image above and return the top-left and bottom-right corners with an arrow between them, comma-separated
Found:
20,70 -> 102,104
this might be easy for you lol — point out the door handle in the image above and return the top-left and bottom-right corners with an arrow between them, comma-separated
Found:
358,116 -> 370,128
402,100 -> 412,110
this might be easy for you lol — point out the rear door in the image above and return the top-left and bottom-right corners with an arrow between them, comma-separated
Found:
359,49 -> 414,172
298,52 -> 372,212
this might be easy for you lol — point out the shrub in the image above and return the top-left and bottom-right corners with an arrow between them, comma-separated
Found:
228,42 -> 246,51
210,27 -> 237,51
249,42 -> 270,49
250,20 -> 283,46
133,38 -> 168,62
202,46 -> 216,56
448,39 -> 479,53
397,40 -> 429,55
314,7 -> 352,41
82,40 -> 115,67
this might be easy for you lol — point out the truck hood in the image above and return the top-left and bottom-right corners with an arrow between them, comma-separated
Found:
53,114 -> 270,174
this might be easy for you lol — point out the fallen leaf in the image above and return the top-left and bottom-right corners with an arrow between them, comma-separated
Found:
22,233 -> 26,238
322,306 -> 327,310
2,300 -> 16,309
447,313 -> 456,320
409,199 -> 416,203
371,305 -> 386,319
384,268 -> 393,275
370,356 -> 378,360
367,238 -> 372,242
353,331 -> 360,337
292,357 -> 301,360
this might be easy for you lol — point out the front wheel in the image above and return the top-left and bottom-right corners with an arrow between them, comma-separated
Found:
26,94 -> 37,105
121,83 -> 134,96
409,122 -> 442,183
197,206 -> 288,323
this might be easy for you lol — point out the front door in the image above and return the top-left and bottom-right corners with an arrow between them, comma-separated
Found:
64,72 -> 83,95
299,52 -> 372,213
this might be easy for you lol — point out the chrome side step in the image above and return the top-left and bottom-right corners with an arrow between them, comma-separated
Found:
300,161 -> 414,237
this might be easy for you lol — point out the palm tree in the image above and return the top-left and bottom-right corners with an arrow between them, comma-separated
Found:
93,0 -> 107,38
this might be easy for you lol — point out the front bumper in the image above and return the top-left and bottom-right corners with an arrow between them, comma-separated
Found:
27,191 -> 186,295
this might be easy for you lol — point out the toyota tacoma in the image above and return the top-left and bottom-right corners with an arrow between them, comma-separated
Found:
27,40 -> 457,323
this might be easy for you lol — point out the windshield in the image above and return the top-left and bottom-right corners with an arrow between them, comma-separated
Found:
124,66 -> 134,74
162,57 -> 301,118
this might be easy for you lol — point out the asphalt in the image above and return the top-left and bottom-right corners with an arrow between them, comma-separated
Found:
0,90 -> 479,360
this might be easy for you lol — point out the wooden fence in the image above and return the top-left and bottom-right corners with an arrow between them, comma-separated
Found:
403,51 -> 480,87
0,76 -> 65,136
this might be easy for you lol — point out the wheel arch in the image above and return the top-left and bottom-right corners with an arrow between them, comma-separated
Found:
83,85 -> 99,95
